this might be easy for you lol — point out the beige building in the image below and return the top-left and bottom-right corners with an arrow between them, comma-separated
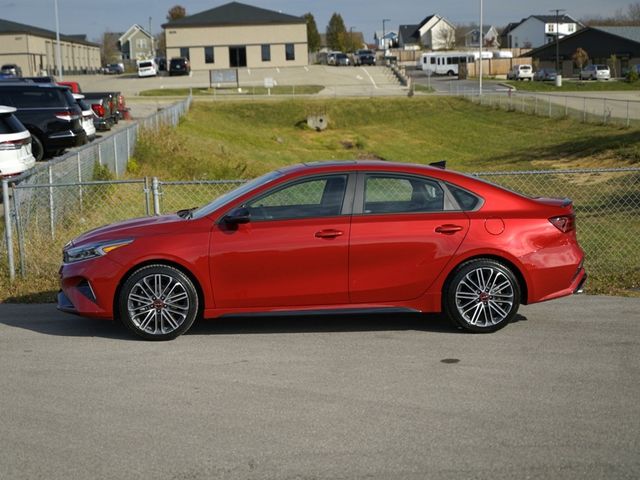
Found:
162,2 -> 308,70
0,18 -> 101,76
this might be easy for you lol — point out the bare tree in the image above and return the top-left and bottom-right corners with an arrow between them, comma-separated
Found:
435,28 -> 456,50
100,31 -> 120,65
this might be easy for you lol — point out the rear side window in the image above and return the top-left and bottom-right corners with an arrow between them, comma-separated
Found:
364,175 -> 444,214
447,183 -> 482,210
4,88 -> 66,108
0,113 -> 25,134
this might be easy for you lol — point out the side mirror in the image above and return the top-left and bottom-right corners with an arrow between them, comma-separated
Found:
224,207 -> 251,225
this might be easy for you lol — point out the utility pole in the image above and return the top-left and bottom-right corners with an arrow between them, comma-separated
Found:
550,9 -> 565,74
479,0 -> 483,96
382,19 -> 390,51
54,0 -> 63,79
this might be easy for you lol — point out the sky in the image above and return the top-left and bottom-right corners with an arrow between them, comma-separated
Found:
0,0 -> 633,43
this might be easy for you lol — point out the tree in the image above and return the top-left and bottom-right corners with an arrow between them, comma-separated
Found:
304,13 -> 321,52
100,31 -> 120,65
435,28 -> 456,50
326,13 -> 347,51
166,5 -> 186,22
572,48 -> 589,70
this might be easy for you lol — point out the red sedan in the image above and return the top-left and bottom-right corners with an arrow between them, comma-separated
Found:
58,161 -> 586,340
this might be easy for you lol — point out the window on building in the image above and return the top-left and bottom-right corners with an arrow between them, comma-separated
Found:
568,24 -> 575,32
180,47 -> 190,60
285,43 -> 295,61
548,24 -> 555,32
205,46 -> 214,64
261,44 -> 271,62
137,38 -> 148,49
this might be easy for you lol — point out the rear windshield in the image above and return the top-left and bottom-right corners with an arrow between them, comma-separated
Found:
0,87 -> 67,107
170,59 -> 184,66
519,65 -> 531,70
139,62 -> 153,68
0,113 -> 25,134
596,65 -> 609,70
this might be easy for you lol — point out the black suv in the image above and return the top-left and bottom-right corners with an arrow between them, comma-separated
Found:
0,82 -> 86,160
169,57 -> 190,76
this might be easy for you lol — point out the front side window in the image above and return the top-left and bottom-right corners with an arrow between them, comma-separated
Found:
205,46 -> 214,64
261,44 -> 271,62
285,43 -> 295,61
363,175 -> 444,214
246,175 -> 347,221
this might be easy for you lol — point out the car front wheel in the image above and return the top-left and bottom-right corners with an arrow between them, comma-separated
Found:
118,264 -> 199,340
444,259 -> 520,333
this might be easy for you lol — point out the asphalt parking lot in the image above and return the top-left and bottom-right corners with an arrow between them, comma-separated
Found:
1,294 -> 638,479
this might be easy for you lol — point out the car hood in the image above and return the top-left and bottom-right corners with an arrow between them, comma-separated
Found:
68,214 -> 182,247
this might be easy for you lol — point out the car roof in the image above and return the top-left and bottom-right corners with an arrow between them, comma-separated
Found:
0,81 -> 63,89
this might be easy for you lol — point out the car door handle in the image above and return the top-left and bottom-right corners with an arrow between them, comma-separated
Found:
435,224 -> 464,235
315,229 -> 344,239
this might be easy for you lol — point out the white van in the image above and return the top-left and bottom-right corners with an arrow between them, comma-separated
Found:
137,59 -> 157,78
507,64 -> 534,81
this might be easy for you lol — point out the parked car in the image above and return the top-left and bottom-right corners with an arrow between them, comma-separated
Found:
579,64 -> 611,81
137,59 -> 157,78
72,94 -> 96,141
83,91 -> 125,124
82,95 -> 113,131
156,57 -> 167,71
0,105 -> 35,177
103,63 -> 124,75
1,64 -> 23,77
169,57 -> 190,76
0,82 -> 86,161
354,49 -> 376,66
58,161 -> 586,340
335,53 -> 351,66
507,64 -> 534,81
534,68 -> 557,81
326,51 -> 341,66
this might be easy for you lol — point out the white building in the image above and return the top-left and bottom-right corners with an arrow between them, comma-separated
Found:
503,14 -> 582,49
398,14 -> 456,50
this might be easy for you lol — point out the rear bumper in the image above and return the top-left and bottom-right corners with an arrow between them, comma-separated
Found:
574,272 -> 587,294
45,129 -> 87,149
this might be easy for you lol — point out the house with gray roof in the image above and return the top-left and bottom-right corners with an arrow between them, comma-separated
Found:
162,1 -> 307,70
0,18 -> 101,75
503,14 -> 583,49
119,25 -> 155,62
525,26 -> 640,77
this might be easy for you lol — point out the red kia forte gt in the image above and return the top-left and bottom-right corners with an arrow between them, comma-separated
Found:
58,161 -> 586,340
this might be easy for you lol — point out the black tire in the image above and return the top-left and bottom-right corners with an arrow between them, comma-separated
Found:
31,134 -> 44,161
443,259 -> 520,333
447,70 -> 454,76
118,264 -> 199,341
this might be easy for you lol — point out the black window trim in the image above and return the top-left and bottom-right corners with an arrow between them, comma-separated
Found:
218,172 -> 357,224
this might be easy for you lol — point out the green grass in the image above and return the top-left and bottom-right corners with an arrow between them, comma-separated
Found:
139,85 -> 324,97
130,96 -> 639,180
504,79 -> 640,92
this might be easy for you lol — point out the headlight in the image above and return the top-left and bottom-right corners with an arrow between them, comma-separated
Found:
63,239 -> 133,264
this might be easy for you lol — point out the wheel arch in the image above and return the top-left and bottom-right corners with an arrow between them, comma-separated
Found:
441,254 -> 529,306
112,259 -> 206,321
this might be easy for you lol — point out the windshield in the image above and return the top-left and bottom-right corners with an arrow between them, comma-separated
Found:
191,170 -> 283,219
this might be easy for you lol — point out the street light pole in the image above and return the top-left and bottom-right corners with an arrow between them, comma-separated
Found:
550,9 -> 565,74
382,19 -> 390,51
479,0 -> 483,96
54,0 -> 63,79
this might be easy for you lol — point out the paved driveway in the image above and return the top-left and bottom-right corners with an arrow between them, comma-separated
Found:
0,295 -> 638,479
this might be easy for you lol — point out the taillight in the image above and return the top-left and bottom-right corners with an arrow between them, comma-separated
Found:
55,110 -> 78,121
549,215 -> 575,233
92,104 -> 105,117
0,137 -> 31,151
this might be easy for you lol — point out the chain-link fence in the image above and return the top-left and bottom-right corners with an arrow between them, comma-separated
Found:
1,95 -> 193,280
2,168 -> 639,295
463,90 -> 640,129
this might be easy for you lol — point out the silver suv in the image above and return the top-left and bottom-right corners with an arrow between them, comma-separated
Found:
580,64 -> 611,81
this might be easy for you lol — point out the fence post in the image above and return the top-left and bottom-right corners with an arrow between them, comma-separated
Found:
565,96 -> 568,117
126,126 -> 131,156
144,177 -> 151,216
12,187 -> 26,277
77,152 -> 83,212
548,95 -> 552,118
583,97 -> 587,123
603,98 -> 607,124
48,165 -> 55,239
152,177 -> 161,215
113,136 -> 119,177
2,179 -> 15,282
534,96 -> 538,115
98,141 -> 102,165
627,101 -> 630,128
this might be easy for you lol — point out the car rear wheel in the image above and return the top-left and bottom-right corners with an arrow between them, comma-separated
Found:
444,259 -> 520,333
31,135 -> 44,161
118,264 -> 199,340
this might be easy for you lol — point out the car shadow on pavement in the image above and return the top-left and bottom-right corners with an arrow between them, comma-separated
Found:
0,305 -> 528,340
187,312 -> 528,336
